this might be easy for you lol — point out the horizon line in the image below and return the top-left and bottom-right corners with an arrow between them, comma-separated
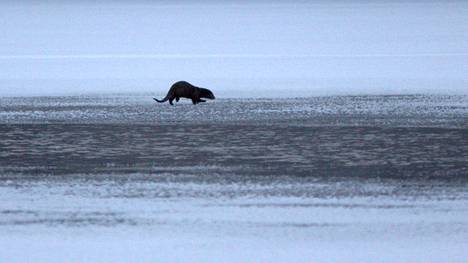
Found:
0,53 -> 467,60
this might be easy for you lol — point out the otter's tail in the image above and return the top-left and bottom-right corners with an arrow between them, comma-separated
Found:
153,96 -> 168,103
154,89 -> 174,103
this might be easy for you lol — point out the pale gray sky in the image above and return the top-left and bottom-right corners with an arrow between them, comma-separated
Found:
0,1 -> 467,96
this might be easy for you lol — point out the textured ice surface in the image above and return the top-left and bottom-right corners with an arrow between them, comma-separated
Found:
0,95 -> 467,262
0,94 -> 466,127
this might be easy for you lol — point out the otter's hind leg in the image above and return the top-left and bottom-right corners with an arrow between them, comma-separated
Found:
176,97 -> 180,102
191,89 -> 201,105
169,98 -> 174,105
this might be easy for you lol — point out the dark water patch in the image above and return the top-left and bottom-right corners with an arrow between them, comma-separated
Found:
0,123 -> 466,180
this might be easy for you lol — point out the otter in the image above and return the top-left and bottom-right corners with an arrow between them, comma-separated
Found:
153,81 -> 215,105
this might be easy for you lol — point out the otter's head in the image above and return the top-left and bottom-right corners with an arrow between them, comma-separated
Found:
199,88 -> 215,100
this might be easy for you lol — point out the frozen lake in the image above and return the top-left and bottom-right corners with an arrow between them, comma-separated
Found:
1,0 -> 467,260
0,95 -> 467,262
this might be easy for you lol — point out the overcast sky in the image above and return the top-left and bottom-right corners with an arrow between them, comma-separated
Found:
0,0 -> 467,96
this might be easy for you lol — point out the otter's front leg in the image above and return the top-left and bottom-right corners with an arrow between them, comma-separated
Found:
198,99 -> 206,103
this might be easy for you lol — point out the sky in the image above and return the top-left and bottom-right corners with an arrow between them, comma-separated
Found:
0,0 -> 467,96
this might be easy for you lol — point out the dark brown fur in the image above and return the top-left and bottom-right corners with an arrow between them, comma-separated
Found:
153,81 -> 215,105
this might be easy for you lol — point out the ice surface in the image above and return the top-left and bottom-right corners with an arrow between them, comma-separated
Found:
0,94 -> 466,126
0,95 -> 467,262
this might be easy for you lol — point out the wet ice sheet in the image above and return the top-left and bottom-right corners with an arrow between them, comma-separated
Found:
0,124 -> 466,176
